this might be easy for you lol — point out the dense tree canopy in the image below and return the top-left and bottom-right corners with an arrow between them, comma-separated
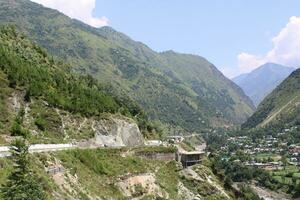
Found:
0,26 -> 157,136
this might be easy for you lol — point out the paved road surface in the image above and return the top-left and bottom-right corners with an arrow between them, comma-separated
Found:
0,144 -> 75,157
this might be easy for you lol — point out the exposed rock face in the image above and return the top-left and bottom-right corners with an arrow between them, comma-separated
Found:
93,118 -> 144,147
8,92 -> 21,113
5,91 -> 144,147
178,182 -> 200,200
118,173 -> 167,199
179,165 -> 231,199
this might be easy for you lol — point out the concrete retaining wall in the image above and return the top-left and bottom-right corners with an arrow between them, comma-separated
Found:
136,152 -> 176,161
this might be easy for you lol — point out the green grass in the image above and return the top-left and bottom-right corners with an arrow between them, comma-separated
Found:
55,148 -> 181,199
1,148 -> 232,199
179,141 -> 196,151
0,70 -> 13,137
57,148 -> 151,177
271,165 -> 300,186
180,165 -> 231,199
0,158 -> 13,186
156,161 -> 180,199
0,136 -> 6,145
273,176 -> 294,185
0,155 -> 64,200
54,148 -> 230,199
273,165 -> 298,174
243,67 -> 300,129
133,146 -> 177,154
293,172 -> 300,178
255,153 -> 281,161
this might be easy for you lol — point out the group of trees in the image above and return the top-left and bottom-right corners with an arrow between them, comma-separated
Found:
203,131 -> 229,152
211,154 -> 279,189
1,140 -> 46,199
0,26 -> 160,138
0,26 -> 156,199
237,185 -> 262,200
210,153 -> 300,198
0,26 -> 165,199
0,32 -> 123,116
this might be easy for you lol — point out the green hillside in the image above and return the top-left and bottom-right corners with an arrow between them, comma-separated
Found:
0,0 -> 255,132
159,51 -> 254,125
0,26 -> 153,143
0,146 -> 235,200
233,63 -> 294,106
242,68 -> 300,129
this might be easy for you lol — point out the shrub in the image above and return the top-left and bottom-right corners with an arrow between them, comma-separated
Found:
10,121 -> 29,137
34,117 -> 47,131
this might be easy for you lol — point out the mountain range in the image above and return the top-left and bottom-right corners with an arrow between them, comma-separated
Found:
243,67 -> 300,129
232,63 -> 294,107
0,0 -> 255,132
0,24 -> 234,200
0,25 -> 156,144
3,1 -> 299,199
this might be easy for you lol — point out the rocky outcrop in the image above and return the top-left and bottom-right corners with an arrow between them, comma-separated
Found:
118,173 -> 167,199
5,92 -> 144,147
92,117 -> 144,147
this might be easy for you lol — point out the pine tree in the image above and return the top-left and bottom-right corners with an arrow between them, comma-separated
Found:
1,139 -> 46,200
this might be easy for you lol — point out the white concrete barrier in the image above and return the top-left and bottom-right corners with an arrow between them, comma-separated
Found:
0,144 -> 75,157
0,146 -> 11,158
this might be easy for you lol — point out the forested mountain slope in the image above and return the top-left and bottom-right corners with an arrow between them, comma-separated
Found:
243,68 -> 300,129
159,51 -> 254,127
0,26 -> 155,144
233,63 -> 294,106
0,0 -> 255,132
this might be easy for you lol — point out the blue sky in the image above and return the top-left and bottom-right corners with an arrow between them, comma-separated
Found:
93,0 -> 300,77
32,0 -> 300,77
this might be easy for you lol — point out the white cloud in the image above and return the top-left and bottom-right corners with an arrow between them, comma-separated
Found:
224,16 -> 300,78
237,53 -> 265,73
30,0 -> 108,27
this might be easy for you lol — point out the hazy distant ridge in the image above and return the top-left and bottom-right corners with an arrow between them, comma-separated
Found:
233,63 -> 294,106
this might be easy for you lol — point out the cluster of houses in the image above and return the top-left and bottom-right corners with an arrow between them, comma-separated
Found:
144,135 -> 185,146
244,161 -> 283,170
221,129 -> 300,170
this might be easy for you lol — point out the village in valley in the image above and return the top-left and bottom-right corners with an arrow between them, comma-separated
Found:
218,126 -> 300,185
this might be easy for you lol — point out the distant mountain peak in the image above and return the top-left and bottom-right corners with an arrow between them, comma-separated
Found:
233,63 -> 294,106
263,62 -> 281,66
254,62 -> 293,72
243,67 -> 300,129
